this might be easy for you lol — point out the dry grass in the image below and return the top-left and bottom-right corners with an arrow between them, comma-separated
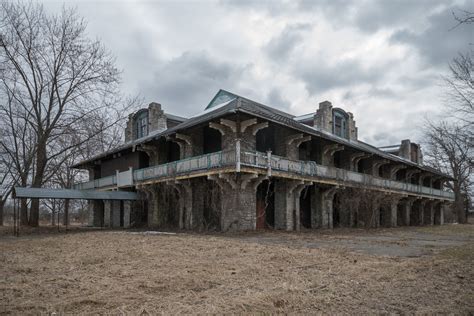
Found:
0,225 -> 473,314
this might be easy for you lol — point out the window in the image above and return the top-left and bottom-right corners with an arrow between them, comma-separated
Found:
136,111 -> 148,138
333,110 -> 348,139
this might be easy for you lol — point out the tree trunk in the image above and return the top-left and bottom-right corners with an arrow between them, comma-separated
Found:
454,184 -> 467,224
63,199 -> 70,226
51,210 -> 55,226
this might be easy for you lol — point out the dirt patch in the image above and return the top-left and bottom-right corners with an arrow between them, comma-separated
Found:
0,225 -> 473,314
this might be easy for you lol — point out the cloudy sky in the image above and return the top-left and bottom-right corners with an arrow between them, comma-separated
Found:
43,0 -> 472,146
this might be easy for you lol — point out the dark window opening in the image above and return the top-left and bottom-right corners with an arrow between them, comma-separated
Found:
167,141 -> 181,162
334,151 -> 342,168
299,142 -> 311,161
256,126 -> 275,153
203,126 -> 222,154
139,152 -> 150,169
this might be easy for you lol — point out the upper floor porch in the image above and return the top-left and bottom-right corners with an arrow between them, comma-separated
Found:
73,145 -> 454,201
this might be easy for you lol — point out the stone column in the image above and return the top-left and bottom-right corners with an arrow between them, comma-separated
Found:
435,203 -> 445,225
104,200 -> 112,227
141,184 -> 162,228
424,201 -> 435,225
170,181 -> 193,229
389,199 -> 398,227
311,186 -> 338,229
275,180 -> 296,230
274,180 -> 312,231
208,173 -> 267,231
412,199 -> 426,226
399,198 -> 414,226
381,195 -> 404,228
88,200 -> 104,227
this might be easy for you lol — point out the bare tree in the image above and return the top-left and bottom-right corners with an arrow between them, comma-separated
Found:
452,9 -> 474,29
0,153 -> 17,226
424,121 -> 473,223
0,2 -> 133,226
444,51 -> 474,130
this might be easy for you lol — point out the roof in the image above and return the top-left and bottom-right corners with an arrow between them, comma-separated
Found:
71,89 -> 453,179
166,113 -> 187,122
13,187 -> 137,200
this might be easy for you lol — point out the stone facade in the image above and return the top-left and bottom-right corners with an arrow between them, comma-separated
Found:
83,91 -> 452,232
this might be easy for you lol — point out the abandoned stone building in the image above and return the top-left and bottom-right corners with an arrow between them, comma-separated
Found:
72,89 -> 455,231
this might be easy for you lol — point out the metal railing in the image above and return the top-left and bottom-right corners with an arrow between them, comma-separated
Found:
240,151 -> 454,199
73,148 -> 454,200
73,175 -> 116,190
133,150 -> 235,181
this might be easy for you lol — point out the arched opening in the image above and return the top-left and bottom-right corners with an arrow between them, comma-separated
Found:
256,180 -> 274,229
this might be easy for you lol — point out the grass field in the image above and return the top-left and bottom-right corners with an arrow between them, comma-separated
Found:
1,224 -> 473,314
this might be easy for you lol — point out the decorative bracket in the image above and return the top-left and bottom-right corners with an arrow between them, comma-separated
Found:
251,122 -> 269,136
175,133 -> 192,146
323,144 -> 344,157
240,118 -> 257,133
209,122 -> 227,136
220,119 -> 237,133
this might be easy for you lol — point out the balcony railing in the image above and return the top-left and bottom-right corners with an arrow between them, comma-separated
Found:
240,151 -> 454,200
73,149 -> 454,200
133,150 -> 235,181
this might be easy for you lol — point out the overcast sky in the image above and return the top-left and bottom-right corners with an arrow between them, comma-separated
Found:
43,0 -> 472,146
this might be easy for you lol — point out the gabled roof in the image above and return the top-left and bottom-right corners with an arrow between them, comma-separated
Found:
205,89 -> 239,110
71,90 -> 452,179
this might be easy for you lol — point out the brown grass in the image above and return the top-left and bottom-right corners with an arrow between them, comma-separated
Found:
0,226 -> 473,314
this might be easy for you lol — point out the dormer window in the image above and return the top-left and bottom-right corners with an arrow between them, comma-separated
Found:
136,110 -> 148,138
333,110 -> 348,139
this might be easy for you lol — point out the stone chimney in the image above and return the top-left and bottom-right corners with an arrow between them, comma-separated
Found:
399,139 -> 411,160
314,101 -> 333,133
124,113 -> 134,142
347,112 -> 358,141
148,102 -> 167,133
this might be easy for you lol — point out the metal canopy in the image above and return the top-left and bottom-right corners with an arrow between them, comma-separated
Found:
13,187 -> 137,200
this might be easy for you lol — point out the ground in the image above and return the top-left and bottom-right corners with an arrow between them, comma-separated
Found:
1,224 -> 473,314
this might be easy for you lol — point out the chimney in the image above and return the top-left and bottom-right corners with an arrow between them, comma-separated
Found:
399,139 -> 411,160
148,102 -> 167,133
314,101 -> 333,133
347,112 -> 358,141
124,113 -> 134,142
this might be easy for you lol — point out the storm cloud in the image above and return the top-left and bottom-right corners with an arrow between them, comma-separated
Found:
43,0 -> 471,146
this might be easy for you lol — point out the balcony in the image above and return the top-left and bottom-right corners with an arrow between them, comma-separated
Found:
73,149 -> 454,200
